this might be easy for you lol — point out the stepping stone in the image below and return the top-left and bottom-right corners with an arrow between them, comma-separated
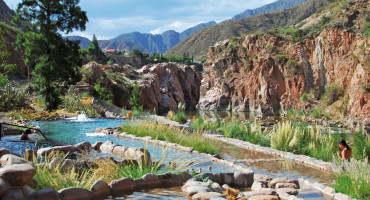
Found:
297,189 -> 327,200
249,195 -> 280,200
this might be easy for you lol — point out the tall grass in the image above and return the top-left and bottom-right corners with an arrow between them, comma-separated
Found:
271,121 -> 337,161
190,118 -> 270,147
30,145 -> 189,191
352,133 -> 370,160
120,120 -> 221,155
333,158 -> 370,200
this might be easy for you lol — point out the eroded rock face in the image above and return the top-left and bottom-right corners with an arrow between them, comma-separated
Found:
81,62 -> 202,114
199,28 -> 369,120
137,63 -> 202,114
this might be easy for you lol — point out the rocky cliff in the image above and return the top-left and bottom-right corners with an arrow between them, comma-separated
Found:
81,62 -> 201,114
137,63 -> 202,113
199,0 -> 369,121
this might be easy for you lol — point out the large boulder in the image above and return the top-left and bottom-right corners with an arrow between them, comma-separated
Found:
37,145 -> 77,157
75,141 -> 92,152
0,154 -> 31,166
0,148 -> 10,158
1,188 -> 24,200
0,164 -> 35,187
90,179 -> 111,199
109,177 -> 133,195
26,188 -> 61,200
58,187 -> 95,200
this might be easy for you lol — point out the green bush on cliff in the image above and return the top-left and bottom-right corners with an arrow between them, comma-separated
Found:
321,83 -> 341,105
0,83 -> 29,111
173,112 -> 187,124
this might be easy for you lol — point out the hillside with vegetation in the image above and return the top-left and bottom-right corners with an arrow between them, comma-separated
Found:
231,0 -> 308,20
165,0 -> 331,59
199,0 -> 369,122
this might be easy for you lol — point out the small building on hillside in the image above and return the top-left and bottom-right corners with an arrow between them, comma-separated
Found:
105,49 -> 115,54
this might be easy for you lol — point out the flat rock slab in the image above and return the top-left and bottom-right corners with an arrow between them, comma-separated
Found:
184,186 -> 212,196
277,188 -> 299,195
249,195 -> 280,200
0,164 -> 35,187
192,192 -> 224,200
243,190 -> 277,198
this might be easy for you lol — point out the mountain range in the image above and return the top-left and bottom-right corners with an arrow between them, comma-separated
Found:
0,0 -> 15,24
166,0 -> 330,58
230,0 -> 308,20
66,0 -> 312,54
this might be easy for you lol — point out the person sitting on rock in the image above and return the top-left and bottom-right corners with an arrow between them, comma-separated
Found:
20,128 -> 32,141
337,139 -> 351,161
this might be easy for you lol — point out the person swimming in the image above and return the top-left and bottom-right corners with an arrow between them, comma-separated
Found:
337,139 -> 352,161
20,128 -> 32,141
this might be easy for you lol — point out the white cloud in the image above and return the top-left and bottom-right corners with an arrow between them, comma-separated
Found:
149,28 -> 161,35
3,0 -> 22,10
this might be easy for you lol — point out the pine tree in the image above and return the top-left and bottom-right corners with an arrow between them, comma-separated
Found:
87,34 -> 106,63
15,0 -> 88,111
129,84 -> 142,111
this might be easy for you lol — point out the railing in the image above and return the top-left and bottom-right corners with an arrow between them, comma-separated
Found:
0,122 -> 48,141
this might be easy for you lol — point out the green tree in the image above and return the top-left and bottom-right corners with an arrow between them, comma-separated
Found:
87,34 -> 106,63
0,27 -> 17,86
133,49 -> 143,58
14,0 -> 88,111
129,84 -> 142,111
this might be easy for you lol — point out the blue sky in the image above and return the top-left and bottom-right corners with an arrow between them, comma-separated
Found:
5,0 -> 276,40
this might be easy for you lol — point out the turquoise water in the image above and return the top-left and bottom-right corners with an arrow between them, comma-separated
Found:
31,118 -> 124,145
29,118 -> 237,173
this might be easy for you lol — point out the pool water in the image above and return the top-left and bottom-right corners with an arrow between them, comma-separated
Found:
0,118 -> 336,199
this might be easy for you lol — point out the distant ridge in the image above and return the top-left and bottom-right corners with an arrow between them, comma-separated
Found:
231,0 -> 309,20
165,0 -> 330,58
0,0 -> 16,24
67,21 -> 216,53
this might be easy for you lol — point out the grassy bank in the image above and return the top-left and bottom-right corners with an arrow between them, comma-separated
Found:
333,158 -> 370,200
120,120 -> 221,155
190,118 -> 369,162
31,149 -> 187,191
191,118 -> 270,147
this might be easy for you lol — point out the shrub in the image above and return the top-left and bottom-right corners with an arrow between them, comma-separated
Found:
352,133 -> 370,160
311,106 -> 323,119
167,110 -> 175,120
129,84 -> 141,111
0,83 -> 29,111
93,78 -> 114,103
300,93 -> 308,102
60,95 -> 98,117
172,112 -> 187,124
322,84 -> 341,105
7,108 -> 60,120
333,158 -> 370,199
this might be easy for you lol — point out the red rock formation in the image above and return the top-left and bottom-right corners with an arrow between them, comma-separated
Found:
137,63 -> 202,114
199,28 -> 369,119
81,62 -> 202,114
